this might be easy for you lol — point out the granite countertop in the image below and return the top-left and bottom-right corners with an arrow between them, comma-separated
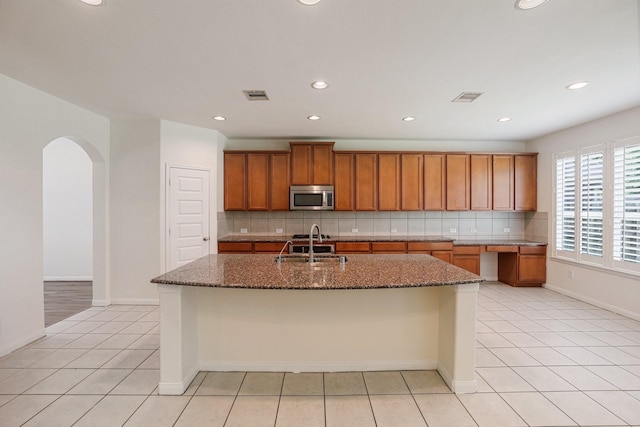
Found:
151,254 -> 484,290
218,234 -> 546,246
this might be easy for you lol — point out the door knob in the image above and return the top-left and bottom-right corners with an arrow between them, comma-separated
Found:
203,237 -> 210,241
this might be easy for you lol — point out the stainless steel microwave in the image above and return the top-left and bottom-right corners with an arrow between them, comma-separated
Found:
290,185 -> 334,210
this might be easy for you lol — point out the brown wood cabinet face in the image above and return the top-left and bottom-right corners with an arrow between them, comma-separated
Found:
313,144 -> 334,185
247,153 -> 269,210
378,154 -> 401,211
355,153 -> 377,211
334,153 -> 355,211
431,251 -> 453,263
446,154 -> 470,210
470,154 -> 492,211
290,144 -> 313,185
424,154 -> 446,210
401,154 -> 424,211
518,255 -> 546,283
515,154 -> 537,211
335,242 -> 371,253
224,153 -> 246,210
218,242 -> 252,253
453,254 -> 480,275
269,153 -> 290,210
371,242 -> 407,253
254,242 -> 287,253
492,155 -> 514,210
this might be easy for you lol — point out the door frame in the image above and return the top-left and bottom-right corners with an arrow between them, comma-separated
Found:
164,164 -> 213,273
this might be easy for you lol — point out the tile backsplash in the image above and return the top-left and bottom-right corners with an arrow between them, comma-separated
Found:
218,210 -> 549,242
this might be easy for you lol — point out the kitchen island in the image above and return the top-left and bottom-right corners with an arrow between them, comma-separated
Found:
151,253 -> 483,395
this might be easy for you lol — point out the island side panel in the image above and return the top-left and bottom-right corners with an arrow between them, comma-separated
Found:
437,283 -> 479,393
158,284 -> 199,395
196,287 -> 441,372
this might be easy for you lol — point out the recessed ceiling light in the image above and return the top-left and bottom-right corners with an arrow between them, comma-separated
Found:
311,81 -> 329,90
402,116 -> 416,122
212,116 -> 226,121
497,117 -> 511,122
298,0 -> 320,5
514,0 -> 548,10
80,0 -> 103,5
566,81 -> 589,90
307,115 -> 321,121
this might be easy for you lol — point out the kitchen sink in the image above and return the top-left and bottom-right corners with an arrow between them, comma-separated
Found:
275,254 -> 347,264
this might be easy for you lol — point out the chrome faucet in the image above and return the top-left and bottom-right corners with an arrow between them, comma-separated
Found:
309,223 -> 322,263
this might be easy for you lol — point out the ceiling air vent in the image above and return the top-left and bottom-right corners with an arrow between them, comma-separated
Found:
243,90 -> 269,101
452,92 -> 483,103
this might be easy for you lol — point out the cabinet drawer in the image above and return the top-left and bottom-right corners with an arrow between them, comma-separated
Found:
371,242 -> 407,253
218,242 -> 253,253
335,242 -> 371,253
453,245 -> 483,255
407,241 -> 453,252
520,245 -> 547,255
486,245 -> 518,253
254,242 -> 287,253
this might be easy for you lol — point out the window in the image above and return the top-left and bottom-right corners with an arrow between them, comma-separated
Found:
554,136 -> 640,275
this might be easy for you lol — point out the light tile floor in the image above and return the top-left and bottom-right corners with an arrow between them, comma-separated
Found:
1,282 -> 639,426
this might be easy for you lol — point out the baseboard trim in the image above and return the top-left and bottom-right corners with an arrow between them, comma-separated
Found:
109,298 -> 159,306
43,276 -> 93,282
0,329 -> 45,357
158,366 -> 199,395
543,283 -> 640,321
199,359 -> 437,373
437,361 -> 476,394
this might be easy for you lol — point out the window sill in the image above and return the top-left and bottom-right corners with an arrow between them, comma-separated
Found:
550,256 -> 640,280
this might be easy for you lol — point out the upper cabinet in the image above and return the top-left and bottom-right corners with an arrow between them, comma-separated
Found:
224,152 -> 246,210
355,153 -> 377,211
334,153 -> 355,211
446,154 -> 470,210
423,154 -> 446,210
290,142 -> 335,185
514,154 -> 537,211
401,153 -> 424,211
470,154 -> 492,211
247,153 -> 269,210
378,153 -> 401,211
492,155 -> 514,210
269,152 -> 291,211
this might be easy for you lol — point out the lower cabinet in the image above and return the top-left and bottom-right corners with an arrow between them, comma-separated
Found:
452,246 -> 481,275
498,245 -> 547,286
335,242 -> 371,253
218,242 -> 253,253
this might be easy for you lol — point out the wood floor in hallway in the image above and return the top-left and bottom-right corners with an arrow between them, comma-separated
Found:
43,281 -> 92,327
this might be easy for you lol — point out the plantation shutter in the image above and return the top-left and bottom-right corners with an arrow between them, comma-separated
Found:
579,151 -> 604,258
555,155 -> 576,253
613,142 -> 640,265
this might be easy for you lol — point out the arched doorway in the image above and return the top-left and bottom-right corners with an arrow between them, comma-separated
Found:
42,136 -> 106,326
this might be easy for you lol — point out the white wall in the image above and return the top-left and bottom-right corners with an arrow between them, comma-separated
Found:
0,73 -> 110,356
160,120 -> 223,267
43,138 -> 93,281
527,106 -> 640,319
109,119 -> 162,304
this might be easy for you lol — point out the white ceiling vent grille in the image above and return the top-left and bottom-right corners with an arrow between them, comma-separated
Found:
243,90 -> 269,101
452,92 -> 483,103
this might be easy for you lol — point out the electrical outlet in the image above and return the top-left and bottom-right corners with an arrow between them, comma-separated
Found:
391,228 -> 398,233
240,228 -> 248,234
352,228 -> 359,233
470,228 -> 477,233
503,227 -> 511,233
568,269 -> 574,279
275,228 -> 284,234
449,228 -> 457,233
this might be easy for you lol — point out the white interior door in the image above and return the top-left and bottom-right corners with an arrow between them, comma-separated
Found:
168,167 -> 210,271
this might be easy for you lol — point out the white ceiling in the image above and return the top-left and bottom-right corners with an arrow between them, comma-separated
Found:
1,0 -> 638,142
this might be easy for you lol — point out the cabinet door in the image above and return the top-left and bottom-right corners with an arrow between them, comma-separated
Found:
518,255 -> 546,283
446,154 -> 470,210
247,153 -> 269,210
335,242 -> 371,253
453,255 -> 480,274
334,153 -> 355,211
401,153 -> 423,210
431,250 -> 453,263
290,144 -> 312,185
355,153 -> 377,211
313,144 -> 334,185
269,153 -> 290,210
224,153 -> 246,210
424,154 -> 446,210
218,242 -> 252,253
515,154 -> 537,211
378,153 -> 401,211
492,155 -> 514,210
371,242 -> 406,253
470,154 -> 492,210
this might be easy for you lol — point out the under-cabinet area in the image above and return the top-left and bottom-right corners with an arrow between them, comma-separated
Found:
218,237 -> 547,287
224,142 -> 537,212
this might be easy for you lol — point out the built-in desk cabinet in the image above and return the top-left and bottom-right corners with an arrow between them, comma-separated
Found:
452,246 -> 482,275
498,245 -> 547,286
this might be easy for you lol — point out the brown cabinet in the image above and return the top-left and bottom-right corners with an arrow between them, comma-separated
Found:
401,153 -> 423,211
247,153 -> 269,210
355,153 -> 377,211
334,153 -> 355,211
492,155 -> 514,210
371,241 -> 406,253
514,154 -> 537,211
446,154 -> 470,210
378,153 -> 401,211
218,242 -> 252,253
498,245 -> 547,286
424,154 -> 447,210
335,242 -> 371,253
452,245 -> 482,275
470,154 -> 492,211
224,153 -> 247,210
407,241 -> 453,262
269,153 -> 290,210
290,142 -> 335,185
254,242 -> 287,253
